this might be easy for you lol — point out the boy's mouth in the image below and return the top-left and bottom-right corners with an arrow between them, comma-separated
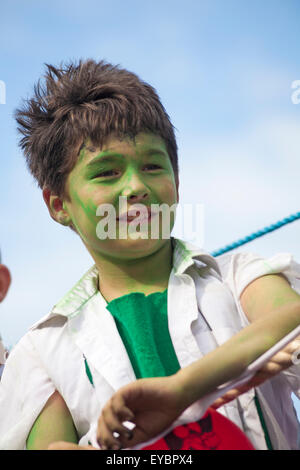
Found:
117,207 -> 158,223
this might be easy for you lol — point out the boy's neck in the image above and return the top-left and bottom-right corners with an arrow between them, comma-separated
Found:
94,239 -> 173,303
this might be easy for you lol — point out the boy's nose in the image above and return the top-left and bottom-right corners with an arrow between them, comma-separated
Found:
122,173 -> 149,203
123,190 -> 148,203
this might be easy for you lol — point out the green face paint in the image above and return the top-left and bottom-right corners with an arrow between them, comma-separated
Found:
62,132 -> 179,263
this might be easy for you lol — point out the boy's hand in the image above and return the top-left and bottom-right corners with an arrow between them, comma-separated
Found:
97,375 -> 186,450
211,336 -> 300,409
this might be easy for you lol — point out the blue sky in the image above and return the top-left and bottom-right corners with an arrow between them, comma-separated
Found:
1,0 -> 300,417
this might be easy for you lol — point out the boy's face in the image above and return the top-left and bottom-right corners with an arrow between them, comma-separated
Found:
48,133 -> 179,262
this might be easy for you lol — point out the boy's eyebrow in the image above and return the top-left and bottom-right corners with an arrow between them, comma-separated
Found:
85,153 -> 123,170
85,148 -> 168,170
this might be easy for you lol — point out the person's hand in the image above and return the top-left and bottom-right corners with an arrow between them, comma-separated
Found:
97,375 -> 187,450
47,441 -> 98,450
211,335 -> 300,409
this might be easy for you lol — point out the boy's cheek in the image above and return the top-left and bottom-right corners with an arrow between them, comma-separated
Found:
160,181 -> 178,205
69,202 -> 100,239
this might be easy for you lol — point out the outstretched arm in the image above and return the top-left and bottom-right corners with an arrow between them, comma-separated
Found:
211,333 -> 300,409
211,273 -> 300,408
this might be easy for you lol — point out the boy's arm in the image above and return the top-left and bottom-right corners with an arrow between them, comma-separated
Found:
240,273 -> 300,323
177,274 -> 300,406
26,391 -> 78,450
211,273 -> 300,408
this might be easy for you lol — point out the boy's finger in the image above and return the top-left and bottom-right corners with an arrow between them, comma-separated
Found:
259,358 -> 289,374
101,413 -> 126,441
282,336 -> 300,354
97,416 -> 122,450
111,392 -> 135,422
101,400 -> 134,440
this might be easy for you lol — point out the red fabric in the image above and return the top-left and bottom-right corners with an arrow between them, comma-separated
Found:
142,407 -> 255,450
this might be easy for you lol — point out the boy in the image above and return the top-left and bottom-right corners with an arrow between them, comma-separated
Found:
0,59 -> 300,450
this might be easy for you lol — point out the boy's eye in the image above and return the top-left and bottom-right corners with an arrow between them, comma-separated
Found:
94,165 -> 161,179
95,170 -> 119,178
144,164 -> 161,170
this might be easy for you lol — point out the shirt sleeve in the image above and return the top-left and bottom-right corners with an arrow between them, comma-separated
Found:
0,332 -> 56,449
217,251 -> 300,398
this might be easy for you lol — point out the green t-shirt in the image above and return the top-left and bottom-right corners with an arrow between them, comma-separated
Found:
106,289 -> 180,378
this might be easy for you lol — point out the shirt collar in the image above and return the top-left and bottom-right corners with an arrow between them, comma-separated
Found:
172,237 -> 220,276
32,237 -> 220,325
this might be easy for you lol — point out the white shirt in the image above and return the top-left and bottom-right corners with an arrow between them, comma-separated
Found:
0,237 -> 299,450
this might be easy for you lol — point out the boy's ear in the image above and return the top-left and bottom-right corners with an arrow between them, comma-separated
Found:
42,188 -> 72,227
0,265 -> 11,302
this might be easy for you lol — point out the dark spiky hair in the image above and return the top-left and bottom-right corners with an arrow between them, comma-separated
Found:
15,58 -> 179,198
